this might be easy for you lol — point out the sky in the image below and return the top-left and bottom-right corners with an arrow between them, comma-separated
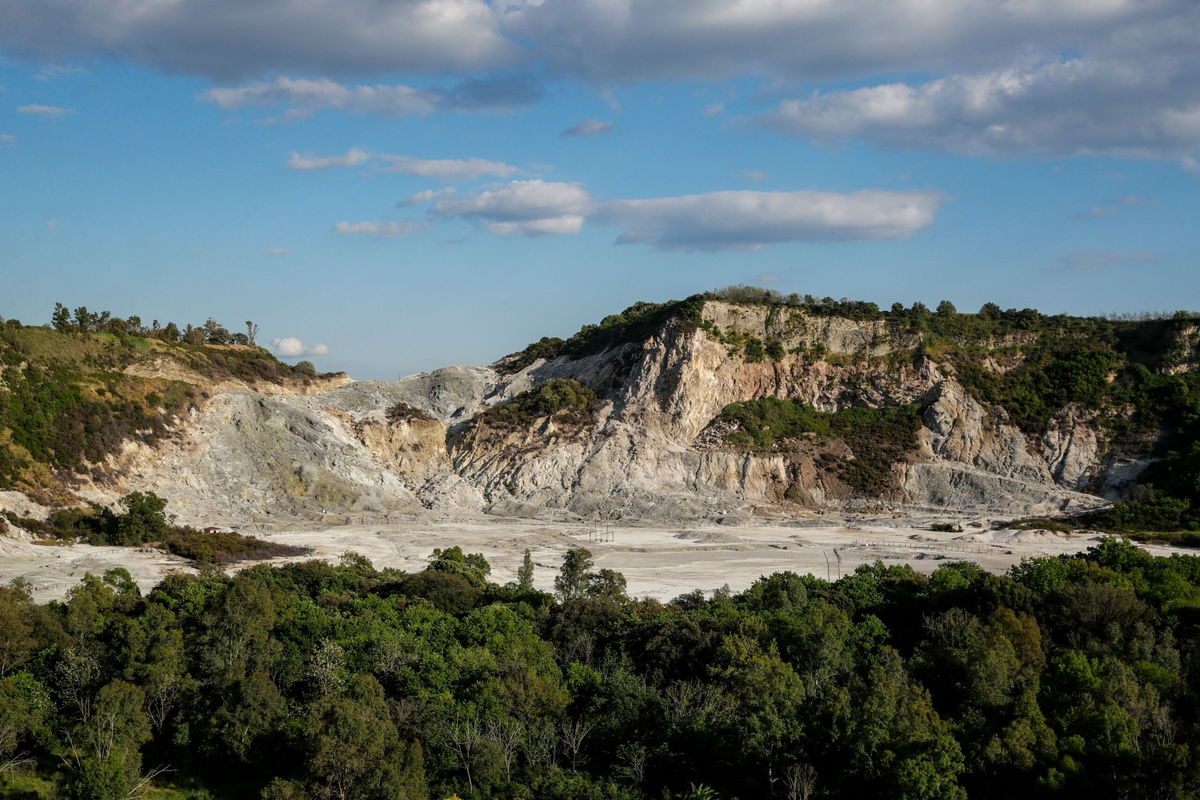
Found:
1,0 -> 1198,380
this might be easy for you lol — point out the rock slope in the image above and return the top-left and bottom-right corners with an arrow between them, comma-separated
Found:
79,299 -> 1163,525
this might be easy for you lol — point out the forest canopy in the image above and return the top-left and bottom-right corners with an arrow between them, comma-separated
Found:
2,539 -> 1200,799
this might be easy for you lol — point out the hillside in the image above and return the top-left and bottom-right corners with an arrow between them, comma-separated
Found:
0,311 -> 346,503
2,291 -> 1198,531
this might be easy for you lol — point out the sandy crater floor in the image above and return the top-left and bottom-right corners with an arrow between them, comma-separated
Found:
3,515 -> 1190,603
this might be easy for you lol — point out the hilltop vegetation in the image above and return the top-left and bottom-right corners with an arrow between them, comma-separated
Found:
3,539 -> 1200,799
0,306 -> 329,498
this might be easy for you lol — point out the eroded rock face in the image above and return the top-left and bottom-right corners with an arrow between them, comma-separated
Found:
107,301 -> 1121,523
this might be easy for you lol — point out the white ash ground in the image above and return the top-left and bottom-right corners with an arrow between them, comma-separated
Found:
2,514 -> 1190,604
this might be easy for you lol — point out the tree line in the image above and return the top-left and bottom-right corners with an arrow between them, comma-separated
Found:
3,537 -> 1200,799
50,303 -> 260,348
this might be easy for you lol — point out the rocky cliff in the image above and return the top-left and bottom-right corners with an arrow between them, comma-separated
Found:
69,296 -> 1196,526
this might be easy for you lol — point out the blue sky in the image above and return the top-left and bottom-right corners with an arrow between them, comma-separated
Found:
2,1 -> 1198,379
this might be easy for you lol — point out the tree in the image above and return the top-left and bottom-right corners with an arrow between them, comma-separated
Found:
246,321 -> 259,346
937,300 -> 957,316
517,548 -> 535,589
295,360 -> 317,376
555,548 -> 594,601
304,674 -> 426,800
979,302 -> 1002,319
52,302 -> 72,332
112,492 -> 171,546
72,306 -> 94,333
588,568 -> 627,601
0,583 -> 35,676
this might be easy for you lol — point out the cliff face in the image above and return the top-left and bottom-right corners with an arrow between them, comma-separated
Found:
82,299 -> 1171,525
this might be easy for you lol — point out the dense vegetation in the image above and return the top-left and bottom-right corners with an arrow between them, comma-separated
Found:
3,539 -> 1200,799
0,307 -> 327,496
472,379 -> 599,431
713,398 -> 924,495
2,492 -> 308,565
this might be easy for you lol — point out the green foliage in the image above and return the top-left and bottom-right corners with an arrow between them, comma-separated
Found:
6,541 -> 1200,798
714,397 -> 924,494
161,530 -> 308,565
475,379 -> 599,430
500,297 -> 709,373
0,313 -> 321,493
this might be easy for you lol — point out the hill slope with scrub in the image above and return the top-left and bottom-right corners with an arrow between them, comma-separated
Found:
2,290 -> 1199,532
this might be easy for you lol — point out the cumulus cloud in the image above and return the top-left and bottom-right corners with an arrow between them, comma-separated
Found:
271,337 -> 329,357
287,148 -> 371,171
1058,250 -> 1157,272
18,104 -> 74,116
333,220 -> 425,239
424,179 -> 594,236
597,189 -> 942,251
562,118 -> 613,137
201,75 -> 540,121
378,155 -> 519,182
758,53 -> 1200,162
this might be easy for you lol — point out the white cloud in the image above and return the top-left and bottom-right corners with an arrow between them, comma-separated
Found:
562,118 -> 613,137
271,337 -> 329,357
332,220 -> 424,239
597,189 -> 942,251
265,248 -> 289,256
17,104 -> 75,116
0,134 -> 14,144
287,148 -> 371,171
271,337 -> 305,356
200,75 -> 540,121
1058,250 -> 1156,272
378,155 -> 519,182
424,179 -> 594,236
758,54 -> 1200,162
703,102 -> 725,118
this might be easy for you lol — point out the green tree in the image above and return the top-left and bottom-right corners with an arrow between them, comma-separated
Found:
52,302 -> 72,332
304,674 -> 426,800
936,300 -> 957,316
517,548 -> 535,589
555,548 -> 595,601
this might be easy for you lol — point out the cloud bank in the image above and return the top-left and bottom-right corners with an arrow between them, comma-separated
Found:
403,181 -> 942,248
599,190 -> 942,251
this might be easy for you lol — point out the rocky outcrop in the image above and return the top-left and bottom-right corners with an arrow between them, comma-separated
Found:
95,301 -> 1131,524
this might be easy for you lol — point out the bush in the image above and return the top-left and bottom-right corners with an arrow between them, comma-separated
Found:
475,379 -> 599,430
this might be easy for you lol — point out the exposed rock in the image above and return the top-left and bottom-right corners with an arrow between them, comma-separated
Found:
66,301 -> 1142,524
